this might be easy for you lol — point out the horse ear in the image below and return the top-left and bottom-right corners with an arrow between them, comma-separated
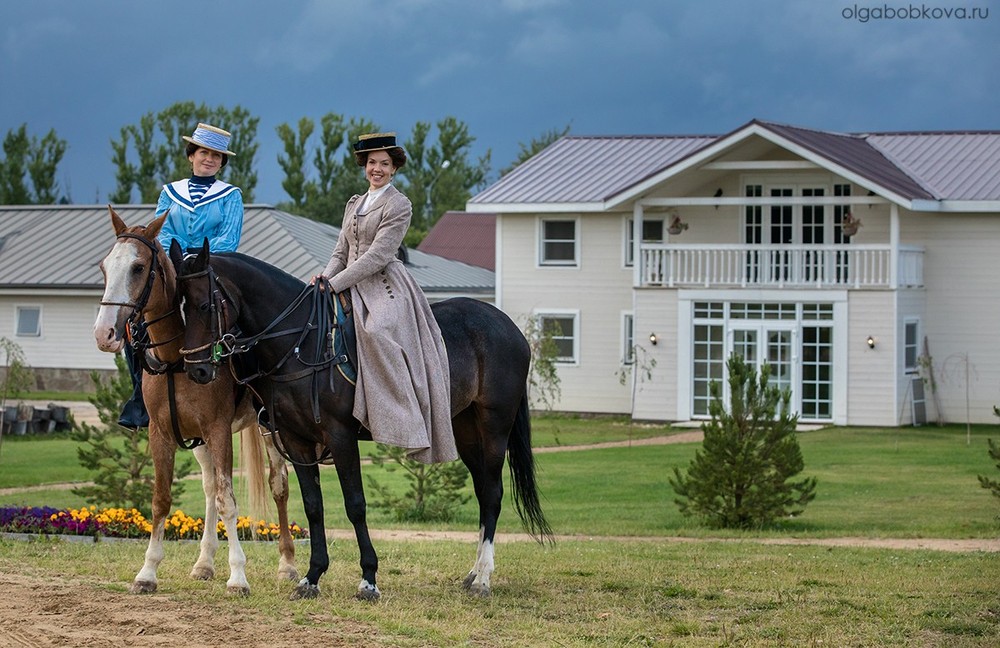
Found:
195,238 -> 211,268
108,205 -> 127,236
168,239 -> 184,269
146,213 -> 168,240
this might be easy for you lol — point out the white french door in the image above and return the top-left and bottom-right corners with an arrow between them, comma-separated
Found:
730,323 -> 796,407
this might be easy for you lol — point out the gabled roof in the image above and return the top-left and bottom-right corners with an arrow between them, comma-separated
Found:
417,211 -> 495,271
0,204 -> 494,296
468,119 -> 1000,212
469,135 -> 713,208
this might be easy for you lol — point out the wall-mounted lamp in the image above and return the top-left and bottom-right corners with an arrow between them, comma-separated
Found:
649,333 -> 658,346
866,335 -> 876,349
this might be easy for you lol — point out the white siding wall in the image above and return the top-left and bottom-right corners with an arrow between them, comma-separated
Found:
500,213 -> 634,414
906,211 -> 1000,425
847,290 -> 898,426
0,294 -> 116,370
631,290 -> 678,421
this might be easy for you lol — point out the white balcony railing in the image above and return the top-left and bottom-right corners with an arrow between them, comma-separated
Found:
639,244 -> 923,289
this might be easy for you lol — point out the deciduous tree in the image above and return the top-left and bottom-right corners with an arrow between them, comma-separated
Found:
0,124 -> 67,204
109,102 -> 259,204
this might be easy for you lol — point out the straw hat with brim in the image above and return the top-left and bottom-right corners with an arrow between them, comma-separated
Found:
353,132 -> 402,154
182,123 -> 236,156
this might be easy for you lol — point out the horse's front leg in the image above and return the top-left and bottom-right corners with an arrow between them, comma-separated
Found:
131,426 -> 174,594
206,433 -> 250,596
289,462 -> 329,600
264,436 -> 299,581
189,443 -> 219,581
331,437 -> 379,601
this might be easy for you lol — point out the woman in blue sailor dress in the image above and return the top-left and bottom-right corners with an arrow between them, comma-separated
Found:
118,123 -> 244,430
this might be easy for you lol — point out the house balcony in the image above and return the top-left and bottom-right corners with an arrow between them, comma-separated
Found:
639,244 -> 924,290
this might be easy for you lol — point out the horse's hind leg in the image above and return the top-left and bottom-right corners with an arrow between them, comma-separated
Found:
455,408 -> 510,598
189,443 -> 219,581
131,427 -> 175,594
330,436 -> 379,601
263,435 -> 298,581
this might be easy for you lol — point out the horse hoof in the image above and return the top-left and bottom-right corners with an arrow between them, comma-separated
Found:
278,566 -> 300,582
226,585 -> 251,597
462,573 -> 476,590
129,580 -> 157,594
355,587 -> 381,602
467,583 -> 491,598
190,566 -> 215,581
290,581 -> 320,600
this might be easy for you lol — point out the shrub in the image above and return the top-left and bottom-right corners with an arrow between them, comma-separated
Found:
366,444 -> 471,522
669,354 -> 817,529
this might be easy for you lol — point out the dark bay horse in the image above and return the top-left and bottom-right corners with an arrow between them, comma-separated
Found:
172,244 -> 551,599
93,207 -> 298,595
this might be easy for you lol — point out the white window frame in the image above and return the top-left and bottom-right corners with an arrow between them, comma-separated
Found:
624,216 -> 665,267
538,216 -> 580,267
621,312 -> 635,365
534,309 -> 580,365
903,318 -> 920,374
15,304 -> 42,338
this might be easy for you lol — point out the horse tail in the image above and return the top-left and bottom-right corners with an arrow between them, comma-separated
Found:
507,392 -> 554,544
239,418 -> 269,520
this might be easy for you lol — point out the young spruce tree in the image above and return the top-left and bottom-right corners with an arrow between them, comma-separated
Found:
670,353 -> 817,529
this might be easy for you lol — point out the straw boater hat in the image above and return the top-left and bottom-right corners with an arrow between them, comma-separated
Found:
182,123 -> 236,156
353,132 -> 401,154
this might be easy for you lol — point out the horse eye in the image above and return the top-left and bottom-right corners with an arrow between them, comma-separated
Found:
131,264 -> 145,276
199,302 -> 211,313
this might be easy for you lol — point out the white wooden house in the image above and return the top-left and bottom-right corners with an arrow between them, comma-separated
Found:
0,204 -> 494,391
467,119 -> 1000,426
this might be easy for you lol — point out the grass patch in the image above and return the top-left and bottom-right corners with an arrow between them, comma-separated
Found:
2,420 -> 1000,542
1,536 -> 998,646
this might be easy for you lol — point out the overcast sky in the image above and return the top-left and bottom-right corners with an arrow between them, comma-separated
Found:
1,0 -> 996,205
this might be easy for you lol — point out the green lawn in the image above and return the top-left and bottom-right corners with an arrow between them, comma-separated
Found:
3,419 -> 999,541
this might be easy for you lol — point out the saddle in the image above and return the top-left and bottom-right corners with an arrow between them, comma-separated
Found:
333,291 -> 358,385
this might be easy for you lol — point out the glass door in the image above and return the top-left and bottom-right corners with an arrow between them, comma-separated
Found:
730,324 -> 795,405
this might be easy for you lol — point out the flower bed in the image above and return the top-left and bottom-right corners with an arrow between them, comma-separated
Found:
0,506 -> 306,541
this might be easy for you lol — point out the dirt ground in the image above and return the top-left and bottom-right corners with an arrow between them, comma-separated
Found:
0,569 -> 376,647
1,531 -> 997,648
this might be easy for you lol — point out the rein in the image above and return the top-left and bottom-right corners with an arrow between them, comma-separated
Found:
178,264 -> 350,465
104,231 -> 200,450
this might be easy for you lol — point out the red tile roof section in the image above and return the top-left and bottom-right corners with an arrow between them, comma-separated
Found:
417,211 -> 496,271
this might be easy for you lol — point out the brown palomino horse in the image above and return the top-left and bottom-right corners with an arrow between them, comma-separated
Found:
92,206 -> 298,595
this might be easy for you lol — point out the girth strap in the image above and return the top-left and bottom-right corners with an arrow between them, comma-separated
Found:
167,370 -> 204,450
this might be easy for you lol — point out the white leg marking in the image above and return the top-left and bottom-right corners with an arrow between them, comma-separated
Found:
190,444 -> 219,581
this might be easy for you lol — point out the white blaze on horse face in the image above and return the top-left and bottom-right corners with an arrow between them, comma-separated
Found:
93,242 -> 141,353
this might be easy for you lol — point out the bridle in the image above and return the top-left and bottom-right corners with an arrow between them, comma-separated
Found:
102,230 -> 198,450
100,232 -> 180,358
177,264 -> 238,366
100,233 -> 161,317
176,261 -> 350,466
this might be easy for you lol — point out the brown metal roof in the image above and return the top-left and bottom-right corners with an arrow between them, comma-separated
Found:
468,120 -> 1000,208
0,204 -> 493,296
417,211 -> 495,271
756,121 -> 935,200
469,135 -> 714,206
866,131 -> 1000,200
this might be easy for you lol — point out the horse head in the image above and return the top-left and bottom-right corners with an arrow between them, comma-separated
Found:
173,240 -> 234,385
93,206 -> 169,353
